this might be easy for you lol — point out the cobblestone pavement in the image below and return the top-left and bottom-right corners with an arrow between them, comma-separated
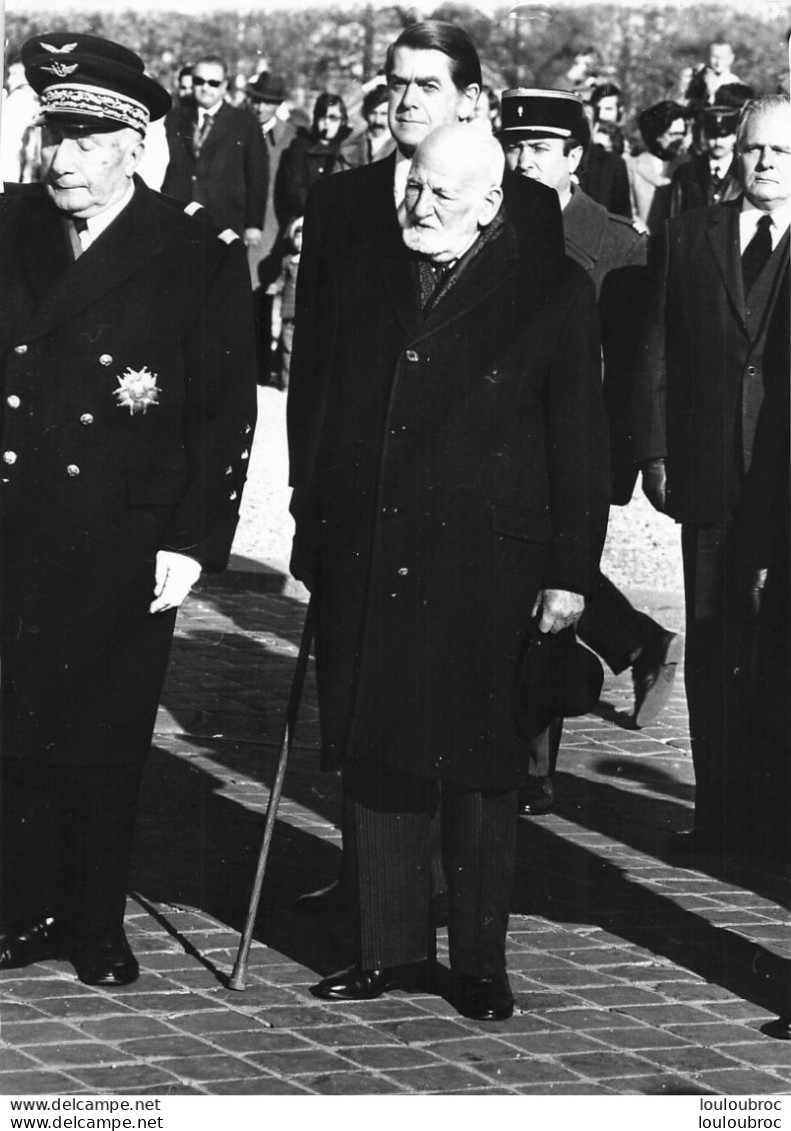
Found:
1,575 -> 789,1097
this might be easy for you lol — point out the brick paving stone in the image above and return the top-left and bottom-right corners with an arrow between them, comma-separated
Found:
0,1069 -> 87,1094
119,1035 -> 220,1058
65,1064 -> 184,1091
473,1057 -> 583,1086
381,1063 -> 500,1092
557,1051 -> 656,1078
204,1077 -> 311,1094
589,1026 -> 693,1050
245,1048 -> 357,1076
704,1000 -> 782,1021
546,1008 -> 646,1029
0,1002 -> 49,1022
207,1029 -> 311,1054
574,986 -> 669,1007
622,1004 -> 721,1025
309,1070 -> 406,1094
173,1010 -> 274,1035
0,1048 -> 42,1071
619,1074 -> 716,1095
373,1017 -> 475,1043
155,1054 -> 268,1082
502,1030 -> 619,1056
19,997 -> 136,1020
102,993 -> 221,1015
322,998 -> 437,1023
1,1020 -> 82,1045
696,1068 -> 791,1093
718,1041 -> 791,1066
22,1042 -> 136,1068
639,1045 -> 746,1072
78,1016 -> 176,1041
669,1023 -> 767,1045
307,1023 -> 401,1049
518,1082 -> 618,1095
342,1045 -> 443,1070
253,1004 -> 339,1027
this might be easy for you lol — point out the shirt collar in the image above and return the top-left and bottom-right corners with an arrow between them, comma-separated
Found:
740,197 -> 791,248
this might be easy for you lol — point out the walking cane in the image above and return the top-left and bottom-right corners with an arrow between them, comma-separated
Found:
229,597 -> 315,991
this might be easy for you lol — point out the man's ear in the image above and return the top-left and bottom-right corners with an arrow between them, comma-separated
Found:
458,83 -> 481,123
478,184 -> 504,227
567,144 -> 584,176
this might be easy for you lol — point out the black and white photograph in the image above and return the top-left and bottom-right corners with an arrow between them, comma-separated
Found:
0,0 -> 789,1112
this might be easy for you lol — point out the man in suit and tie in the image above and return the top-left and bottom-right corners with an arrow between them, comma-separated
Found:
0,32 -> 257,985
287,19 -> 563,914
162,54 -> 267,247
298,124 -> 609,1018
636,95 -> 791,855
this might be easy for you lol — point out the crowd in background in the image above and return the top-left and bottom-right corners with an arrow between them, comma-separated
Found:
0,28 -> 784,386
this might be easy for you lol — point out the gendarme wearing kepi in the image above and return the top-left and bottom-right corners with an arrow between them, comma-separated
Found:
499,87 -> 591,149
22,31 -> 171,133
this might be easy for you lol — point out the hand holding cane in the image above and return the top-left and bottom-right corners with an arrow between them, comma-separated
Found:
229,598 -> 315,991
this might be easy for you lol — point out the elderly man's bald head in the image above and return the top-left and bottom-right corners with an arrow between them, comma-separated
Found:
402,123 -> 505,262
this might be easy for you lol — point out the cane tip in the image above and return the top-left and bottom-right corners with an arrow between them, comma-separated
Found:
227,970 -> 247,992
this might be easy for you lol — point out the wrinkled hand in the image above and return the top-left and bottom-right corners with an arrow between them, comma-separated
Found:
243,227 -> 263,248
150,551 -> 202,614
531,588 -> 585,634
641,459 -> 667,513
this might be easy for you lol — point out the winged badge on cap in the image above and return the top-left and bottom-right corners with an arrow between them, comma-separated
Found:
41,41 -> 79,53
42,62 -> 79,77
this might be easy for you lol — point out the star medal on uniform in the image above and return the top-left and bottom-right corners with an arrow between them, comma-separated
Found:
113,366 -> 160,415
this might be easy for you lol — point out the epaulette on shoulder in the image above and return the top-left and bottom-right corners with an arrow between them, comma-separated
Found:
183,201 -> 205,217
218,228 -> 239,245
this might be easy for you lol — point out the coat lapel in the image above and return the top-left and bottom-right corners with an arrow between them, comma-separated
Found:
379,244 -> 422,338
19,181 -> 176,343
706,199 -> 745,326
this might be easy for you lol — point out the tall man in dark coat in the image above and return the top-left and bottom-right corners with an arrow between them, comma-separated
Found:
501,88 -> 682,815
288,21 -> 563,913
0,33 -> 258,985
298,125 -> 609,1021
162,54 -> 267,247
636,95 -> 791,855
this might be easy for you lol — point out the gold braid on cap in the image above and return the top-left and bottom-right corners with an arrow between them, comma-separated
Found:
40,83 -> 150,132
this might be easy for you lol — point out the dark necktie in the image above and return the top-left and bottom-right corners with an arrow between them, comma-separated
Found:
193,111 -> 212,156
741,214 -> 773,297
68,216 -> 89,259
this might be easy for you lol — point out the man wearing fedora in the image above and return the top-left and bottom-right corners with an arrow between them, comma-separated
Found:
500,88 -> 683,816
246,72 -> 297,289
162,53 -> 267,248
0,32 -> 257,985
297,124 -> 609,1020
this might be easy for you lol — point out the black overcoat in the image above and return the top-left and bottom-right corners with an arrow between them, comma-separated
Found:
0,180 -> 258,766
299,226 -> 610,790
162,102 -> 268,234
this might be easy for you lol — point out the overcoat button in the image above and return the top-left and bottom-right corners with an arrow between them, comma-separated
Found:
229,490 -> 238,501
225,465 -> 233,475
405,349 -> 419,363
746,366 -> 757,377
3,451 -> 17,464
6,396 -> 20,409
398,567 -> 409,576
99,354 -> 113,366
67,464 -> 80,477
80,413 -> 94,425
13,344 -> 27,355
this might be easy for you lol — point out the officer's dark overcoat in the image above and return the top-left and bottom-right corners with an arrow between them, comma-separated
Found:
0,179 -> 257,765
299,225 -> 610,791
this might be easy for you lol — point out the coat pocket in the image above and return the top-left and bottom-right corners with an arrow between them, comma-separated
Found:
126,468 -> 188,507
490,502 -> 551,543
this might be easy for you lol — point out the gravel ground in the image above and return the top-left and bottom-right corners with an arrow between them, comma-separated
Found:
233,386 -> 684,593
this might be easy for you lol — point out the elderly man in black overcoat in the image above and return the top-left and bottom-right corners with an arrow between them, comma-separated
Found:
296,125 -> 609,1021
0,33 -> 257,985
635,95 -> 790,856
289,19 -> 563,915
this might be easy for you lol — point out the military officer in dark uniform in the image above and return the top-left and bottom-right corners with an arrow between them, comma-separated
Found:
670,105 -> 741,216
501,89 -> 683,814
0,33 -> 257,986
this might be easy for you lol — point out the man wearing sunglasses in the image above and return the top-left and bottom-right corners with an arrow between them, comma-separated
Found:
163,55 -> 267,250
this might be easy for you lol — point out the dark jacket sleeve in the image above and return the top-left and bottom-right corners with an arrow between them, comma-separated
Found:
542,265 -> 610,595
163,234 -> 258,570
242,112 -> 268,230
631,219 -> 670,465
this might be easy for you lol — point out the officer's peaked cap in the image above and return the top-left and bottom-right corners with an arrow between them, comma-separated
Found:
500,88 -> 590,150
22,32 -> 171,134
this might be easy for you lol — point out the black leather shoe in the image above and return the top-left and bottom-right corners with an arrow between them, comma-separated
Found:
310,961 -> 432,1001
293,880 -> 348,914
632,630 -> 683,728
455,971 -> 514,1021
71,929 -> 139,987
0,916 -> 60,969
518,776 -> 555,816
